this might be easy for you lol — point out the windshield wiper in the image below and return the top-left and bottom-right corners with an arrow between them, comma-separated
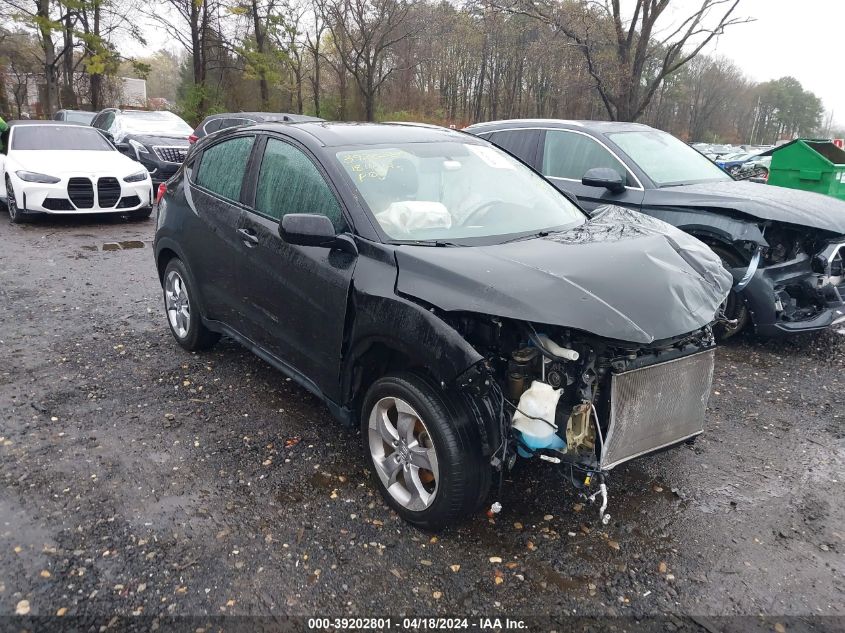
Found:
500,229 -> 559,244
403,239 -> 466,247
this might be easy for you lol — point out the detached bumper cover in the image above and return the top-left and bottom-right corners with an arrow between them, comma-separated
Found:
600,349 -> 714,470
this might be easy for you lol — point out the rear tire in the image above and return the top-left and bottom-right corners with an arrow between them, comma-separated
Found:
712,245 -> 750,340
361,372 -> 491,530
162,258 -> 220,351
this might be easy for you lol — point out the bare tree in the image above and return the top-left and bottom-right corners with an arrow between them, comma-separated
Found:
501,0 -> 751,121
145,0 -> 217,115
304,10 -> 326,116
320,0 -> 415,120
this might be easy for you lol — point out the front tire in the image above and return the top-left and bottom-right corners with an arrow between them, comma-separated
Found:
5,176 -> 26,224
712,245 -> 750,339
361,373 -> 491,530
162,258 -> 220,351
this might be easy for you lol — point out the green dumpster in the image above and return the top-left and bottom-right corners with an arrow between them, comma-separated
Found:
767,139 -> 845,200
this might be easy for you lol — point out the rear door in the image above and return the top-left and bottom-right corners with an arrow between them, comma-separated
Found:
237,135 -> 355,396
185,133 -> 257,325
538,129 -> 644,212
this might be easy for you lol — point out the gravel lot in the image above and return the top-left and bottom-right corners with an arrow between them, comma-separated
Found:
0,214 -> 843,631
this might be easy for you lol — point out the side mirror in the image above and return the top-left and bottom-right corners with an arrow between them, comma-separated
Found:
582,167 -> 626,194
115,142 -> 132,156
280,213 -> 339,248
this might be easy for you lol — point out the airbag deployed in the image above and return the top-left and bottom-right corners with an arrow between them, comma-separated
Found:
376,201 -> 452,235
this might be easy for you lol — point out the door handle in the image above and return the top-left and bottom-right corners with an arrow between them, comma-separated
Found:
237,227 -> 259,247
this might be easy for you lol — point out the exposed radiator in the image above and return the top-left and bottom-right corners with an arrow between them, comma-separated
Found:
600,349 -> 715,470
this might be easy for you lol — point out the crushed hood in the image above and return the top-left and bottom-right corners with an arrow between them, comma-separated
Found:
395,206 -> 732,344
645,180 -> 845,235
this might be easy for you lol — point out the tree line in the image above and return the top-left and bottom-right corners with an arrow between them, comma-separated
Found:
0,0 -> 828,143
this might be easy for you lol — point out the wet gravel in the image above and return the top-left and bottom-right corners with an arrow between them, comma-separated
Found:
0,214 -> 843,631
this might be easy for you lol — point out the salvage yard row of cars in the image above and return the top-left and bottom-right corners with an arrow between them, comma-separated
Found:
3,113 -> 845,529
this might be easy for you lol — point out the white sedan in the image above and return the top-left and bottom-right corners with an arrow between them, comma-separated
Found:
1,121 -> 154,223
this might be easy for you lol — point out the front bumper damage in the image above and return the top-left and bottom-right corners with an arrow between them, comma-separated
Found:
734,240 -> 845,336
459,336 -> 717,526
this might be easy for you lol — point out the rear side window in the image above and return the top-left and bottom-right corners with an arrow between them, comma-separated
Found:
488,129 -> 540,165
195,136 -> 255,202
254,138 -> 345,231
202,119 -> 223,135
542,130 -> 632,186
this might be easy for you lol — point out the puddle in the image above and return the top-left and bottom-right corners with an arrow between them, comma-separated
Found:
100,240 -> 146,251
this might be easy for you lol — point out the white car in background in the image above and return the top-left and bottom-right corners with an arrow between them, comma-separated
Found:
0,121 -> 153,224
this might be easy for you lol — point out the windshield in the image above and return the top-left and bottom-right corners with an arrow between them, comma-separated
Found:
117,112 -> 192,136
65,111 -> 95,124
335,142 -> 585,242
12,125 -> 114,151
608,130 -> 732,187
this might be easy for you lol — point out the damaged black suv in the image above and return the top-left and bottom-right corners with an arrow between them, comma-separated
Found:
466,120 -> 845,338
154,122 -> 731,529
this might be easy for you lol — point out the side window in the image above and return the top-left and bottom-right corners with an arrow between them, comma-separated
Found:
254,138 -> 345,231
195,136 -> 255,202
97,112 -> 115,131
488,129 -> 539,164
226,117 -> 253,129
202,119 -> 223,135
542,130 -> 632,186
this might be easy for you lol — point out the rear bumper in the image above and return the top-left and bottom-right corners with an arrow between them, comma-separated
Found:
736,245 -> 845,336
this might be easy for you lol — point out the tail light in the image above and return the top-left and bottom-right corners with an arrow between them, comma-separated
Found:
188,134 -> 198,144
156,183 -> 167,204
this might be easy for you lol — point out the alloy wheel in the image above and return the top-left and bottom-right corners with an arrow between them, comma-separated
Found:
165,270 -> 191,339
6,179 -> 18,221
367,396 -> 440,511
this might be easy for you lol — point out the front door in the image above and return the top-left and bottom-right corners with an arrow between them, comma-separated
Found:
539,129 -> 645,212
238,136 -> 355,398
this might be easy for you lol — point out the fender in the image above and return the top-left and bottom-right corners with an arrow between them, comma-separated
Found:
644,205 -> 767,247
340,243 -> 484,407
153,235 -> 189,282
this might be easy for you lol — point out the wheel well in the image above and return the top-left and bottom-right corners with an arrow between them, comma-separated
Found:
156,248 -> 178,284
347,342 -> 437,418
689,233 -> 749,266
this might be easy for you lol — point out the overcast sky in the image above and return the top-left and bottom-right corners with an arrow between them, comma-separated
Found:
705,0 -> 844,125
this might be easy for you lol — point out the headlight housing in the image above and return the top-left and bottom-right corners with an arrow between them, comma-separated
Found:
16,170 -> 60,184
123,171 -> 149,183
128,139 -> 150,161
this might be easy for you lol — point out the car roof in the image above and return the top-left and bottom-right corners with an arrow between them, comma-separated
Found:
255,121 -> 474,147
203,112 -> 323,122
8,120 -> 84,127
465,119 -> 654,134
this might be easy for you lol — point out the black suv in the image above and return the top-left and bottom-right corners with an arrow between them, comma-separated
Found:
154,122 -> 730,528
466,120 -> 845,338
91,109 -> 193,185
189,112 -> 323,144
